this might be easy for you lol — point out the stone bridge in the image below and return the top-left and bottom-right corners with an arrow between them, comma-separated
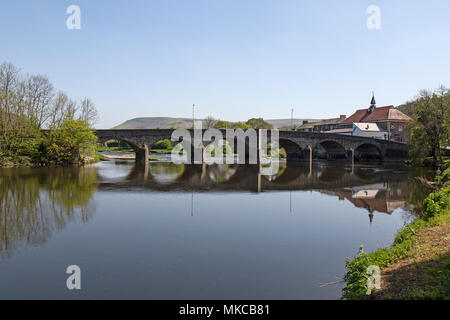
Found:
95,129 -> 408,164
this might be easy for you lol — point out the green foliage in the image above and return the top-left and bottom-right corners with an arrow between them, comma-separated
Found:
0,117 -> 43,165
435,167 -> 450,187
423,186 -> 450,220
213,120 -> 252,130
342,186 -> 450,300
408,86 -> 450,167
151,139 -> 172,150
245,118 -> 273,129
43,120 -> 98,165
0,62 -> 99,167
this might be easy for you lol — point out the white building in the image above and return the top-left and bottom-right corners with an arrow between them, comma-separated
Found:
326,122 -> 388,140
352,122 -> 388,140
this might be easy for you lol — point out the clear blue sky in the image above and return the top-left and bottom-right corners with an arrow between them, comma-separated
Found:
1,0 -> 449,128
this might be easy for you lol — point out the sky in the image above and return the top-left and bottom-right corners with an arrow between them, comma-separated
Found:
1,0 -> 449,128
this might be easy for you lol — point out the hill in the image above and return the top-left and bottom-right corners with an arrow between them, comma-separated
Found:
113,117 -> 323,129
266,118 -> 321,129
113,117 -> 194,129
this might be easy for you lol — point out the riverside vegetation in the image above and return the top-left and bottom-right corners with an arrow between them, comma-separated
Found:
343,86 -> 450,300
342,172 -> 449,299
0,62 -> 99,167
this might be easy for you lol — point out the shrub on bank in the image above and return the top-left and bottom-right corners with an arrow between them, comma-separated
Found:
423,186 -> 450,220
151,139 -> 172,150
342,186 -> 450,300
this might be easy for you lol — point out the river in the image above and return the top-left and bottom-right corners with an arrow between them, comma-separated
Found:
0,158 -> 432,299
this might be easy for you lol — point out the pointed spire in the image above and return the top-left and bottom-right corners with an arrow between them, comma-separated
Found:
370,92 -> 376,108
368,211 -> 374,225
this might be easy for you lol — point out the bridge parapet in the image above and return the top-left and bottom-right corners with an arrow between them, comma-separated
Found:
94,128 -> 408,163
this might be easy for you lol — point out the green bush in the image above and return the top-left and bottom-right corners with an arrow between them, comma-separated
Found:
423,186 -> 450,220
43,119 -> 98,165
343,186 -> 450,300
441,168 -> 450,185
151,139 -> 172,150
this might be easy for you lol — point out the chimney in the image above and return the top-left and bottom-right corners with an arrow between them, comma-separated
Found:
340,115 -> 346,120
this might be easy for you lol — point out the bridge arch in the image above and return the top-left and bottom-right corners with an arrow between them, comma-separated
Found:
313,140 -> 347,160
279,138 -> 304,162
97,137 -> 150,163
354,143 -> 382,161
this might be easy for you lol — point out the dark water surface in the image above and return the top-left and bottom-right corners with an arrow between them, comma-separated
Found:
0,159 -> 432,299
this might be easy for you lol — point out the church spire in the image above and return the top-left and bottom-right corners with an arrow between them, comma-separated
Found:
368,92 -> 376,113
370,92 -> 376,108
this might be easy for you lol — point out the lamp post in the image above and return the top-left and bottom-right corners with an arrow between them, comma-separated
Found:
291,108 -> 294,131
192,104 -> 195,129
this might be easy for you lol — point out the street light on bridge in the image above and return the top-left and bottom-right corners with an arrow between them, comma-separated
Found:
291,108 -> 294,131
192,104 -> 195,129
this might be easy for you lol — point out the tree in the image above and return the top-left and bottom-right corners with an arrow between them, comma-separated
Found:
0,62 -> 21,133
0,62 -> 100,166
152,139 -> 172,150
24,74 -> 54,128
214,120 -> 228,129
79,97 -> 98,125
245,118 -> 273,129
228,122 -> 251,130
408,85 -> 450,167
49,91 -> 72,126
45,119 -> 98,164
203,116 -> 218,129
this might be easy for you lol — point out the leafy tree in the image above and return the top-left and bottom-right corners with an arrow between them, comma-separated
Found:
214,120 -> 228,129
229,122 -> 251,130
408,86 -> 450,167
44,120 -> 98,165
245,118 -> 273,129
0,62 -> 100,166
152,139 -> 172,150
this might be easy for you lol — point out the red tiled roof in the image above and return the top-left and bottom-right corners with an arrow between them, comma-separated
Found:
340,106 -> 411,125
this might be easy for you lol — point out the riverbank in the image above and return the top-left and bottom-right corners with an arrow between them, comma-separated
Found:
342,180 -> 450,300
372,212 -> 449,299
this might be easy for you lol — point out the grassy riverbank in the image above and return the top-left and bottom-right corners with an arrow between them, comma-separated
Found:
342,173 -> 450,300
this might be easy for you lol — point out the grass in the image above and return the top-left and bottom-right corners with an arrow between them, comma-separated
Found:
342,186 -> 450,300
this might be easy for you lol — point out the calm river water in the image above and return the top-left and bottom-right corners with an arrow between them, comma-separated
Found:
0,159 -> 432,299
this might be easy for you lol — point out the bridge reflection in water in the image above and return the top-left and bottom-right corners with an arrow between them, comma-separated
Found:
0,160 -> 431,260
97,160 -> 424,217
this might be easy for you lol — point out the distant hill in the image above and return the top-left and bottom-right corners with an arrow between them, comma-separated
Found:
113,117 -> 194,129
266,118 -> 321,129
113,117 -> 323,129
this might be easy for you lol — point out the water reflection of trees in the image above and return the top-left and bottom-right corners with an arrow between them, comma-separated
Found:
0,166 -> 98,258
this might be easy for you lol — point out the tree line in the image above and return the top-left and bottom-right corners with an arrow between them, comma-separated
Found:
0,62 -> 99,166
408,85 -> 449,168
202,117 -> 273,130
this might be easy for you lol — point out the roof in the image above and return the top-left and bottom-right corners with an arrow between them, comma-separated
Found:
341,106 -> 411,125
325,128 -> 353,134
315,118 -> 345,126
298,122 -> 317,129
353,122 -> 381,132
298,117 -> 346,130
